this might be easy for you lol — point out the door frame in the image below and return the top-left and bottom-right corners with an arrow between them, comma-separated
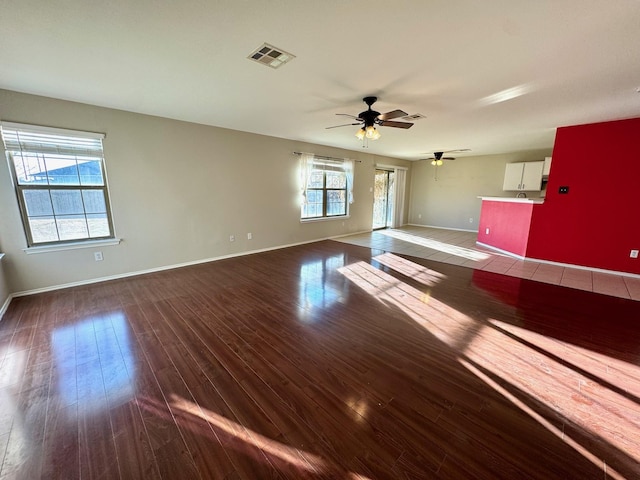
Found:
376,164 -> 407,229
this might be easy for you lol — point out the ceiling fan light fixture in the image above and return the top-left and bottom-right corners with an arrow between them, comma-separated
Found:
431,159 -> 443,166
328,97 -> 412,141
365,125 -> 380,140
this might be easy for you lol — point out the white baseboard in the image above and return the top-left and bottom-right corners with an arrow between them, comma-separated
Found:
408,223 -> 478,233
476,241 -> 640,279
0,293 -> 14,321
476,242 -> 527,260
330,229 -> 372,239
10,233 -> 369,298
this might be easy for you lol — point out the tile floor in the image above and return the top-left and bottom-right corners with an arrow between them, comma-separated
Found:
334,225 -> 640,301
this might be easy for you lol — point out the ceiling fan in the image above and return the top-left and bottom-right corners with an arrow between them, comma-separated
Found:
326,96 -> 414,140
422,149 -> 471,165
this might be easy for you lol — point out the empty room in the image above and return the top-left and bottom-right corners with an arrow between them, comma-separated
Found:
1,2 -> 639,479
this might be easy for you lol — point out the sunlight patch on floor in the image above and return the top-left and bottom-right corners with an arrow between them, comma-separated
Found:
458,357 -> 625,479
0,347 -> 27,473
165,394 -> 372,478
464,319 -> 640,467
0,347 -> 26,388
379,229 -> 490,261
338,260 -> 475,348
339,258 -> 638,477
171,393 -> 323,472
373,252 -> 446,286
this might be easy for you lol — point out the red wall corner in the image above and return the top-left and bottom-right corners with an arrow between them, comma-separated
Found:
526,117 -> 640,274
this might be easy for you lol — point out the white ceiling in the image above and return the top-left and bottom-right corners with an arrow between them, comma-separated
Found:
2,1 -> 640,160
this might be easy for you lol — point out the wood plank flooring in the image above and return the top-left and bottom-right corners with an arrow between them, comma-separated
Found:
0,240 -> 639,479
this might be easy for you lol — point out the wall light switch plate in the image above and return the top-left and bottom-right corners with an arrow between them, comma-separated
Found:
631,249 -> 639,258
94,251 -> 103,261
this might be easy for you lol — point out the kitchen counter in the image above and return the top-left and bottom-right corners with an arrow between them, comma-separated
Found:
478,196 -> 544,204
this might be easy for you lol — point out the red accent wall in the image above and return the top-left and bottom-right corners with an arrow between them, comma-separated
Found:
478,201 -> 533,257
526,117 -> 640,274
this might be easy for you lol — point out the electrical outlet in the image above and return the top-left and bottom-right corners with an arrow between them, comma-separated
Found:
94,251 -> 103,261
485,228 -> 490,235
247,233 -> 252,240
229,235 -> 235,242
469,217 -> 473,223
631,249 -> 639,259
418,214 -> 422,219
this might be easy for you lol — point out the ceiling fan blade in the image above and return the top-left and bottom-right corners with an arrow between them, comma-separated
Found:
326,123 -> 361,129
378,109 -> 408,121
379,120 -> 413,129
442,149 -> 470,154
420,149 -> 471,154
442,157 -> 456,160
336,113 -> 362,120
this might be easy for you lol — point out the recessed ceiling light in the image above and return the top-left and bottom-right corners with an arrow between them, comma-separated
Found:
247,43 -> 295,69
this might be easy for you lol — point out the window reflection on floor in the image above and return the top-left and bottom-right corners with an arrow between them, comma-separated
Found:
298,254 -> 346,321
52,312 -> 135,414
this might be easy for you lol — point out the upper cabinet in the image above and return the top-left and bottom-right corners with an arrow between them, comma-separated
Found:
503,161 -> 544,191
543,156 -> 552,176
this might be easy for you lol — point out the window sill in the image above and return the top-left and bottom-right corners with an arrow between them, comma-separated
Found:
300,215 -> 350,224
23,238 -> 122,255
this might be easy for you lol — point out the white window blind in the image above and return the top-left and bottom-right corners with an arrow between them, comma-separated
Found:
1,122 -> 105,157
1,122 -> 115,247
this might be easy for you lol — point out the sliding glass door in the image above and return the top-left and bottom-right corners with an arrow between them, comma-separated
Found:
372,169 -> 394,230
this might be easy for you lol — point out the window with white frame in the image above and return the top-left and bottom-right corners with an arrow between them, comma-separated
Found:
300,154 -> 354,220
1,122 -> 115,247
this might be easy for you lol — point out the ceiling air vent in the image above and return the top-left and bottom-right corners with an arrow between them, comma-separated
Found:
248,43 -> 295,69
402,113 -> 427,121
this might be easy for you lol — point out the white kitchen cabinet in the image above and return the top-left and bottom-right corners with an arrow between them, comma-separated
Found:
503,163 -> 524,190
543,156 -> 552,176
502,161 -> 544,191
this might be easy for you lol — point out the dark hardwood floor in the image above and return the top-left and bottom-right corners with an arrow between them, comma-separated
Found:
0,240 -> 639,479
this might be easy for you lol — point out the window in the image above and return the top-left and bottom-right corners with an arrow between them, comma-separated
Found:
300,154 -> 353,220
1,122 -> 115,247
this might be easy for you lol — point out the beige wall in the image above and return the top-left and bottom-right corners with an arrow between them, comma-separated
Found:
408,150 -> 552,231
0,89 -> 411,294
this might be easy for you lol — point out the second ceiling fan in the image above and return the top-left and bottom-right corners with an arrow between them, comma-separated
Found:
327,96 -> 414,140
422,149 -> 471,165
